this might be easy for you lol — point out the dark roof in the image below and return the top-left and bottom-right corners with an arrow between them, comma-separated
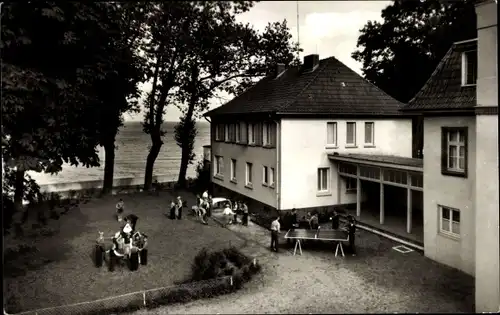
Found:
403,39 -> 477,112
328,153 -> 423,169
205,56 -> 406,117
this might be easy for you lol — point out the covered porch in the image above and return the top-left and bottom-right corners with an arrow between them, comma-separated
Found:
329,153 -> 424,245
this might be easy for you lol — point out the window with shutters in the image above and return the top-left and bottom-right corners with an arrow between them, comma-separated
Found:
441,127 -> 467,177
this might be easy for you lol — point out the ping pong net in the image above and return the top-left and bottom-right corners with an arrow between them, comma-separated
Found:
284,228 -> 348,241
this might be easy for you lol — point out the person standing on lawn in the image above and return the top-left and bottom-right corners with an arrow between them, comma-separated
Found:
116,199 -> 125,222
169,199 -> 176,220
330,210 -> 340,230
232,200 -> 239,224
270,215 -> 280,252
241,201 -> 249,226
346,215 -> 357,256
223,202 -> 234,226
176,196 -> 183,220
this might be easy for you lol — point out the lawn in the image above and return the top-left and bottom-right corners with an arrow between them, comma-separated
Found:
4,190 -> 246,313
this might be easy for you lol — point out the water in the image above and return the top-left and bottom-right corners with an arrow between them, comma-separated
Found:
28,121 -> 211,185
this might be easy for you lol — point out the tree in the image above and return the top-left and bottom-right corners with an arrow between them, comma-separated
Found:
352,0 -> 476,103
140,1 -> 257,190
1,3 -> 133,208
96,3 -> 148,195
172,8 -> 301,187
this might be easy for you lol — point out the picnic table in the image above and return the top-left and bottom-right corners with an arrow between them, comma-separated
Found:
284,228 -> 349,257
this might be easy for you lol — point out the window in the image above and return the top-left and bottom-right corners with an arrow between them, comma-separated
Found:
227,124 -> 236,142
248,124 -> 256,145
262,166 -> 269,185
215,124 -> 225,141
462,50 -> 477,86
346,177 -> 357,192
230,159 -> 236,182
326,122 -> 337,146
264,122 -> 276,147
224,125 -> 229,142
439,206 -> 460,237
215,156 -> 224,177
245,163 -> 253,186
317,168 -> 329,192
441,127 -> 467,177
262,123 -> 269,146
346,122 -> 356,146
240,122 -> 247,144
235,123 -> 241,143
270,167 -> 275,187
364,122 -> 374,145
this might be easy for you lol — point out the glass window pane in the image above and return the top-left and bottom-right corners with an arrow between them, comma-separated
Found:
365,123 -> 373,143
452,221 -> 460,234
449,131 -> 457,142
459,146 -> 465,158
459,130 -> 465,143
442,218 -> 451,232
442,207 -> 450,220
327,123 -> 334,144
317,169 -> 322,190
322,169 -> 328,189
458,157 -> 465,170
452,210 -> 460,223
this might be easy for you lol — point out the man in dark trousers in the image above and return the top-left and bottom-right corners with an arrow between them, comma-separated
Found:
176,196 -> 183,220
270,215 -> 281,252
331,210 -> 340,230
241,201 -> 249,226
347,215 -> 357,256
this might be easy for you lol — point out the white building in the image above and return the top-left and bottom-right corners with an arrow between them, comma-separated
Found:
204,0 -> 498,311
404,0 -> 498,311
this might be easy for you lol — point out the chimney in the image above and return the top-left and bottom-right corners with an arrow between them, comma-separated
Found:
303,54 -> 320,72
274,63 -> 286,78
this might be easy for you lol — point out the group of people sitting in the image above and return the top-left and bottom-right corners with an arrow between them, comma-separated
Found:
222,200 -> 249,226
193,190 -> 212,225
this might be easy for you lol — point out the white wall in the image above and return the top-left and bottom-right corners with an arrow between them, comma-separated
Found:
280,118 -> 413,209
422,117 -> 476,276
476,0 -> 498,108
475,1 -> 499,311
211,142 -> 277,208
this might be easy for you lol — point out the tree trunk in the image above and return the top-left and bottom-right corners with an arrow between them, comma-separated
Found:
13,169 -> 25,211
102,138 -> 116,195
177,143 -> 190,188
144,131 -> 163,191
176,99 -> 196,188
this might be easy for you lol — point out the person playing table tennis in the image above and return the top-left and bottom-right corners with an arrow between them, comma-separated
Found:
346,215 -> 357,256
309,213 -> 319,230
270,215 -> 280,252
330,210 -> 340,230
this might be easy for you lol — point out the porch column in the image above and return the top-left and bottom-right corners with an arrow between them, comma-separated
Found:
380,182 -> 385,225
406,187 -> 412,234
356,166 -> 361,217
336,172 -> 341,204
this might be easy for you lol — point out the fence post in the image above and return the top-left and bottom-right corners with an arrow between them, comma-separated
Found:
230,276 -> 233,286
143,291 -> 146,308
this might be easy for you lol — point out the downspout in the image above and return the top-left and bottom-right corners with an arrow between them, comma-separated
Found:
273,118 -> 281,212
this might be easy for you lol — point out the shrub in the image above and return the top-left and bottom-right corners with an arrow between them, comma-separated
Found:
223,246 -> 251,268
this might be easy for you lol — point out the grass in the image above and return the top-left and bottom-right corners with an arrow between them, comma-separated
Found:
4,190 -> 246,313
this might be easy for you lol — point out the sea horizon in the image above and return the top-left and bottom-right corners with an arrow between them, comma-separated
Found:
28,121 -> 211,186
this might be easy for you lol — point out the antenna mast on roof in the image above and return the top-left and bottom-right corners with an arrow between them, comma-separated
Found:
296,0 -> 300,61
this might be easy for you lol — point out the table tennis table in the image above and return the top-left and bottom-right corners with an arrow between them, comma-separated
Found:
284,228 -> 349,257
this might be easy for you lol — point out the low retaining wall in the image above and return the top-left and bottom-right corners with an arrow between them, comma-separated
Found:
38,175 -> 177,194
8,276 -> 233,315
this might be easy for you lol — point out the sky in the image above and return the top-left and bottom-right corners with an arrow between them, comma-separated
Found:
125,1 -> 391,122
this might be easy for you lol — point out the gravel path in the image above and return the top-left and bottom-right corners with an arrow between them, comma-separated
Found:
129,219 -> 474,314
